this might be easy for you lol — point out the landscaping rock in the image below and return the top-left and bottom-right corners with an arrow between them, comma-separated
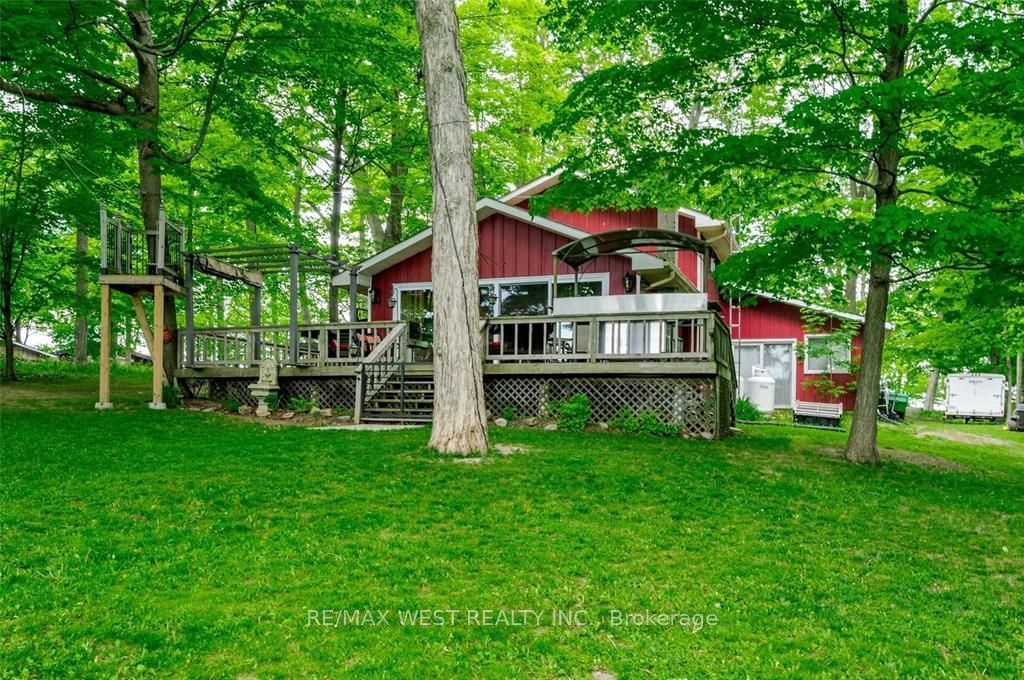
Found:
494,417 -> 509,427
523,417 -> 538,426
280,411 -> 296,420
310,406 -> 321,415
593,671 -> 617,680
255,409 -> 271,419
320,408 -> 333,417
544,423 -> 557,431
701,432 -> 714,440
338,415 -> 353,423
202,407 -> 218,413
239,405 -> 254,416
596,421 -> 609,431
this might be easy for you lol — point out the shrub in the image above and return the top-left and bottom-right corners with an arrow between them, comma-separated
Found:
610,406 -> 680,437
265,393 -> 279,412
219,398 -> 241,413
735,397 -> 762,421
609,406 -> 637,433
550,393 -> 591,432
289,396 -> 317,413
162,383 -> 182,409
635,410 -> 680,437
500,406 -> 518,421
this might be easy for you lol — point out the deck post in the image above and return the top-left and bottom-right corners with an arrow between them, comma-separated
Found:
99,206 -> 109,274
156,207 -> 167,274
353,370 -> 364,424
551,255 -> 558,312
288,245 -> 299,364
349,268 -> 359,322
250,285 -> 262,362
184,257 -> 195,367
113,216 -> 123,275
150,285 -> 166,409
96,283 -> 113,409
703,246 -> 711,296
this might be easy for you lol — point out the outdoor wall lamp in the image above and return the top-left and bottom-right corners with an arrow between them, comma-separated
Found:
387,291 -> 397,308
369,287 -> 380,304
622,272 -> 636,293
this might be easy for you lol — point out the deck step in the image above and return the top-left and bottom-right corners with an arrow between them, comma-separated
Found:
360,411 -> 432,421
359,364 -> 435,424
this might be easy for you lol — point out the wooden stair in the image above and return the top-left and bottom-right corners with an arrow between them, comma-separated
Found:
360,373 -> 434,423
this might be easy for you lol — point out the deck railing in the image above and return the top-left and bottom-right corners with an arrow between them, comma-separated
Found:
100,205 -> 184,279
182,322 -> 400,368
180,312 -> 730,370
481,311 -> 717,363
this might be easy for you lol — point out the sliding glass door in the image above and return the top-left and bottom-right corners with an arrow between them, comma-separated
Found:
732,341 -> 795,408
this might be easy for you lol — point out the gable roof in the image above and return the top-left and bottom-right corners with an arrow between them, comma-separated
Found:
749,291 -> 891,329
334,197 -> 667,285
499,171 -> 736,262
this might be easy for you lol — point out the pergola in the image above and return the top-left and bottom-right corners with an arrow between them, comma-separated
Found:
183,243 -> 350,366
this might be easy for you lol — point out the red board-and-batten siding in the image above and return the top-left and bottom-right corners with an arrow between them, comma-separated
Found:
371,201 -> 861,409
720,296 -> 861,410
369,212 -> 634,321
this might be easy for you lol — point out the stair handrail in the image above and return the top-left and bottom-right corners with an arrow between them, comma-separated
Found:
363,322 -> 407,364
358,322 -> 408,409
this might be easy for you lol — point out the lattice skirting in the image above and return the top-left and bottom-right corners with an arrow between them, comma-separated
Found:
484,375 -> 727,439
188,377 -> 357,411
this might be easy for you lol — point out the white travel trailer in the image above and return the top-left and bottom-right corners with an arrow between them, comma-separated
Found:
945,374 -> 1006,421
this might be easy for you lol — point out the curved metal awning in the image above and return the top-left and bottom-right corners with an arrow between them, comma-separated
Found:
552,228 -> 710,270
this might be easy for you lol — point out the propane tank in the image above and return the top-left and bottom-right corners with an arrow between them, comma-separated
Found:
744,367 -> 776,414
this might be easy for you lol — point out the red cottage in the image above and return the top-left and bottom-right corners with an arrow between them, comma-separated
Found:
180,173 -> 865,436
343,173 -> 863,418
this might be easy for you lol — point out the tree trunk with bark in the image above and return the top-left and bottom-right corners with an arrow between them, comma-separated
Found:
128,7 -> 178,384
844,276 -> 858,313
923,368 -> 940,412
74,220 -> 89,363
1016,351 -> 1023,404
845,0 -> 908,464
327,86 -> 348,323
384,161 -> 407,247
1,284 -> 15,381
415,0 -> 489,454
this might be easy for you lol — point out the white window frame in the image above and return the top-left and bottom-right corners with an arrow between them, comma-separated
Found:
803,333 -> 853,375
731,338 -> 797,408
391,273 -> 609,320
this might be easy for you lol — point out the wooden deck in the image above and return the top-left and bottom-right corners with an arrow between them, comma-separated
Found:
178,310 -> 737,437
179,311 -> 730,373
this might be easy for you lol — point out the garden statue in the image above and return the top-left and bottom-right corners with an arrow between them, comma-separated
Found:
249,359 -> 280,417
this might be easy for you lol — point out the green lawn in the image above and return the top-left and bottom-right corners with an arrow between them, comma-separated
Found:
1,369 -> 1022,679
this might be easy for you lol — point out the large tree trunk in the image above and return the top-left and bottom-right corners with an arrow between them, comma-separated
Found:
129,8 -> 177,384
923,368 -> 940,412
416,0 -> 489,454
1,285 -> 14,381
844,276 -> 858,313
845,0 -> 908,464
1006,355 -> 1015,429
1016,351 -> 1023,404
384,161 -> 407,247
74,220 -> 90,363
327,85 -> 347,323
290,174 -> 313,323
